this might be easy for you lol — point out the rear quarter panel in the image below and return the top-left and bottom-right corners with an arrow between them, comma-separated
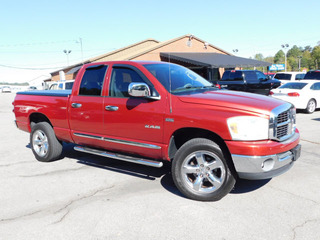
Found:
14,93 -> 72,141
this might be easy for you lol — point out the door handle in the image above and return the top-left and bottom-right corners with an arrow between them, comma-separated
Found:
71,103 -> 82,108
105,105 -> 119,111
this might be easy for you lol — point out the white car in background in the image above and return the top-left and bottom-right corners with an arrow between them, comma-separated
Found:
270,80 -> 320,113
49,80 -> 75,90
273,72 -> 306,85
1,86 -> 11,93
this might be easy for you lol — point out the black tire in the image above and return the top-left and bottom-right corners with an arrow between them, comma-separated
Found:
305,99 -> 316,114
30,122 -> 63,162
172,138 -> 236,201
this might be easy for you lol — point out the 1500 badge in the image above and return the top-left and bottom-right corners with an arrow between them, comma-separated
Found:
145,125 -> 160,129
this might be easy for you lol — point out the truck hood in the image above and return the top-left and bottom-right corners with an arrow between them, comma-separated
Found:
177,90 -> 287,115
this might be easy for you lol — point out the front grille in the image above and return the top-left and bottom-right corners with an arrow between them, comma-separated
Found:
277,111 -> 288,124
269,103 -> 296,141
277,122 -> 289,139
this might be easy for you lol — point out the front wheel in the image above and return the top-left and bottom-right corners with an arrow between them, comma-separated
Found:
30,122 -> 63,162
172,138 -> 236,201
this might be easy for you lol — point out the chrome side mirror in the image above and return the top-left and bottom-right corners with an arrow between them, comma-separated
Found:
128,82 -> 151,97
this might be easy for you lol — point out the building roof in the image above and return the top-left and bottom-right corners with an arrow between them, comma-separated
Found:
125,34 -> 232,60
160,52 -> 272,68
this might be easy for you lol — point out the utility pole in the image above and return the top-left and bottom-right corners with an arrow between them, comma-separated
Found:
297,56 -> 302,71
281,44 -> 289,72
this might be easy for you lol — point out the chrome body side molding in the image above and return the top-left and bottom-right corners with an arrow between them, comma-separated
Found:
73,133 -> 161,149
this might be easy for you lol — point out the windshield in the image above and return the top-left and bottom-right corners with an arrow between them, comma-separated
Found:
279,82 -> 307,90
143,63 -> 213,94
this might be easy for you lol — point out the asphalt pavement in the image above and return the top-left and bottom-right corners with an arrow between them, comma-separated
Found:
0,92 -> 319,240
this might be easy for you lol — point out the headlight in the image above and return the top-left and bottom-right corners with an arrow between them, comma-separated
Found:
227,116 -> 269,141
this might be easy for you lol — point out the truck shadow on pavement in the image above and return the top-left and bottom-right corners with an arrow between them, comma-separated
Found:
26,142 -> 272,199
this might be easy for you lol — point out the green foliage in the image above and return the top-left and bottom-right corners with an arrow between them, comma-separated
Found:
311,46 -> 320,69
254,53 -> 264,61
274,50 -> 285,64
287,45 -> 302,58
251,42 -> 320,72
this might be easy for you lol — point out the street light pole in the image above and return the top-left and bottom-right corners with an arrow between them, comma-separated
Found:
297,56 -> 302,71
281,44 -> 289,71
63,49 -> 72,66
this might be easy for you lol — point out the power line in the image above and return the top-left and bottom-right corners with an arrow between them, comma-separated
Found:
0,63 -> 64,70
0,40 -> 75,48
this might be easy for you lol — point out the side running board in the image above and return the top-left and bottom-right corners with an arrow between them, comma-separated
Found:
74,146 -> 163,168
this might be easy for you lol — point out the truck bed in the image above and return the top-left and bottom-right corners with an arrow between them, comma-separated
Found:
17,90 -> 72,97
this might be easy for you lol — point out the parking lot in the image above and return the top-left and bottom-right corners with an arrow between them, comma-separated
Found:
0,92 -> 319,240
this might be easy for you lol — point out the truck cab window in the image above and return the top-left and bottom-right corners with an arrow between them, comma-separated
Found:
79,65 -> 108,96
110,67 -> 148,98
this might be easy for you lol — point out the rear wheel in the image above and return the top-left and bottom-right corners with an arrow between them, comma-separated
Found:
305,99 -> 316,114
30,122 -> 63,162
172,138 -> 236,201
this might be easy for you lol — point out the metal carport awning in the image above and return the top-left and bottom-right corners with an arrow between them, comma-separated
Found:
160,52 -> 271,68
66,65 -> 82,74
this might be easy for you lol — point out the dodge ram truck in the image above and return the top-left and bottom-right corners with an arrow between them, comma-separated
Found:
13,61 -> 301,201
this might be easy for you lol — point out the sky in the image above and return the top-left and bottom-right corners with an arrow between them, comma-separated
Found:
0,0 -> 319,83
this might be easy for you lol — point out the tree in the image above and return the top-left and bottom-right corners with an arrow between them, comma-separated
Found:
288,56 -> 298,71
254,53 -> 264,61
287,45 -> 302,59
264,56 -> 274,63
303,45 -> 313,52
301,50 -> 313,70
274,50 -> 285,64
311,46 -> 320,69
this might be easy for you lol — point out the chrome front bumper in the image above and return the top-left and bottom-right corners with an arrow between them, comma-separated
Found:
232,144 -> 301,180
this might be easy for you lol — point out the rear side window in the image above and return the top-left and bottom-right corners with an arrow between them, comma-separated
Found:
79,65 -> 108,96
279,82 -> 307,89
65,82 -> 74,90
311,82 -> 320,90
295,74 -> 305,80
274,73 -> 291,80
221,71 -> 243,81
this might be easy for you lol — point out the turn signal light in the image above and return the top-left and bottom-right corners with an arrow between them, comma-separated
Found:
288,92 -> 300,97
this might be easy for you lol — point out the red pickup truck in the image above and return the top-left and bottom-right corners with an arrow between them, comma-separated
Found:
13,61 -> 301,201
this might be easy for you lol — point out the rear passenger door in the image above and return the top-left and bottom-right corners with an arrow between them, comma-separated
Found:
69,65 -> 108,148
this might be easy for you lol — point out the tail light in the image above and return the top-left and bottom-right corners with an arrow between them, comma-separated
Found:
269,91 -> 274,95
215,84 -> 221,89
288,92 -> 300,97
